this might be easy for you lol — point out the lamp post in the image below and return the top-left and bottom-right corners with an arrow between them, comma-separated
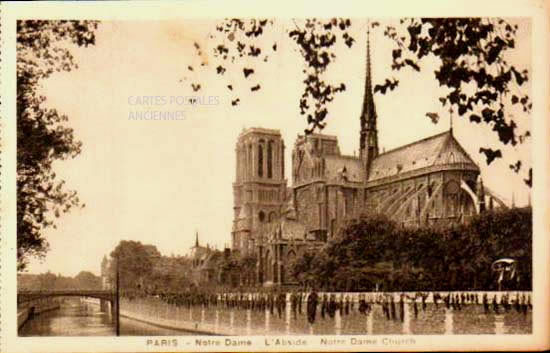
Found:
115,254 -> 120,336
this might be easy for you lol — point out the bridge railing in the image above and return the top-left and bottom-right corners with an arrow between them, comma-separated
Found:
17,290 -> 115,304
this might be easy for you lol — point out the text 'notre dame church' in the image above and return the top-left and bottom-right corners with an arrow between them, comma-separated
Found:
231,33 -> 503,286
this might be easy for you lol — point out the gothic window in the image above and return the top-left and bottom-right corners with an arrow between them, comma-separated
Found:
258,144 -> 264,177
344,195 -> 349,217
259,211 -> 266,222
265,250 -> 273,282
318,203 -> 323,227
287,250 -> 296,262
248,144 -> 252,177
281,144 -> 285,178
267,140 -> 273,179
348,193 -> 354,213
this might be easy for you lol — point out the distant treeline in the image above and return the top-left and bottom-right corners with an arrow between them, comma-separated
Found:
290,207 -> 532,292
18,271 -> 102,291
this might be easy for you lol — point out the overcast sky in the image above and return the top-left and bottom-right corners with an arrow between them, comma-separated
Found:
25,19 -> 531,276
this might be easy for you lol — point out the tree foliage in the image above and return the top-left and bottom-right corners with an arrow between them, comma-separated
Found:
106,240 -> 224,294
218,251 -> 257,287
109,240 -> 161,292
193,18 -> 530,183
17,20 -> 98,270
143,255 -> 194,294
291,208 -> 532,292
73,270 -> 103,290
18,270 -> 102,291
187,18 -> 354,133
381,18 -> 531,184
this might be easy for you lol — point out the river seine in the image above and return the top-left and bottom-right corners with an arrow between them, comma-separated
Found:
19,299 -> 193,336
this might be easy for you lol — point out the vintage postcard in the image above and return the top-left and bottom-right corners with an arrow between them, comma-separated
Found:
1,0 -> 549,352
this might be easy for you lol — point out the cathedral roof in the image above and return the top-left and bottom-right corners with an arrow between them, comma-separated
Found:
324,155 -> 364,183
368,131 -> 479,182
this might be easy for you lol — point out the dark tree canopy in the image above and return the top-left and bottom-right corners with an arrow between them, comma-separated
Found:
218,252 -> 257,287
290,208 -> 532,292
109,240 -> 161,292
17,20 -> 98,270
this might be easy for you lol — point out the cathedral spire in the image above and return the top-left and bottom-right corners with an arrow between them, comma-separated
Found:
360,28 -> 377,150
360,27 -> 379,177
195,230 -> 199,247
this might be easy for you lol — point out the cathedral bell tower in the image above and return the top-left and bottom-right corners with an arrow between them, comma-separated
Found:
232,128 -> 286,256
359,29 -> 379,179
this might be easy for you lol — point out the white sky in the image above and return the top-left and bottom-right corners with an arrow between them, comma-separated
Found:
25,19 -> 531,276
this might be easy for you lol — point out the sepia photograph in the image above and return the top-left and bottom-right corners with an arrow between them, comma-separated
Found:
2,1 -> 549,352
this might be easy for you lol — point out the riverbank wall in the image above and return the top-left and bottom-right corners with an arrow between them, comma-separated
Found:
17,300 -> 61,329
119,290 -> 532,336
120,309 -> 224,335
17,309 -> 30,329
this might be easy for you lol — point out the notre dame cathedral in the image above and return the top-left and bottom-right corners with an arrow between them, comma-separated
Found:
231,35 -> 505,286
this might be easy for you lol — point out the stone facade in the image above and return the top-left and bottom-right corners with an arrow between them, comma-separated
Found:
231,34 -> 503,286
232,128 -> 287,256
189,232 -> 222,285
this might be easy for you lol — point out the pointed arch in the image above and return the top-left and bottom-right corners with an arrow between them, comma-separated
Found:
267,140 -> 273,179
287,249 -> 297,263
265,249 -> 273,283
258,143 -> 264,177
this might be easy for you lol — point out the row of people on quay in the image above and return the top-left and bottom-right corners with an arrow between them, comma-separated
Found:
305,291 -> 532,324
122,290 -> 531,324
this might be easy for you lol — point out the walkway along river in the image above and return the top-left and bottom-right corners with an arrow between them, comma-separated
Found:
19,291 -> 532,336
120,291 -> 532,335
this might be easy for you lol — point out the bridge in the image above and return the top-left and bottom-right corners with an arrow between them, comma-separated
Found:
17,289 -> 119,332
18,289 -> 115,304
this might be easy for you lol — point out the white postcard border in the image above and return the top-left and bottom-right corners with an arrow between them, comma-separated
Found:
1,1 -> 549,352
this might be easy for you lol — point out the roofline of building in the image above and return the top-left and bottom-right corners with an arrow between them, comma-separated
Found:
239,127 -> 282,137
375,130 -> 451,157
292,178 -> 365,189
295,133 -> 339,141
366,162 -> 480,187
324,154 -> 361,161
